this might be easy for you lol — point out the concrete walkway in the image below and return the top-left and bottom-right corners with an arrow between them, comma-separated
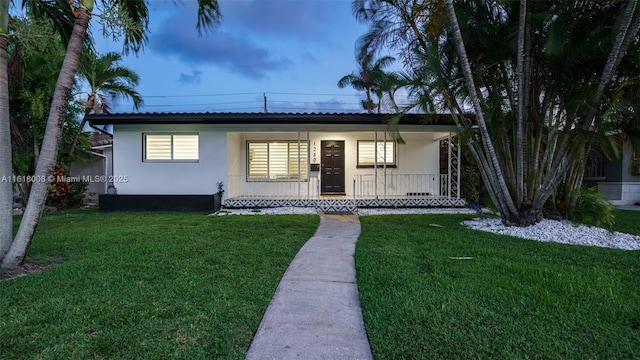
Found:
245,213 -> 373,360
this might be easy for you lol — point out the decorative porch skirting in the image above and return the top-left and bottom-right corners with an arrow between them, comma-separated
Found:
223,197 -> 466,213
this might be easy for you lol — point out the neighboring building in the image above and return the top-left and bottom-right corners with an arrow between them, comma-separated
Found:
86,112 -> 465,212
69,131 -> 113,202
586,143 -> 640,205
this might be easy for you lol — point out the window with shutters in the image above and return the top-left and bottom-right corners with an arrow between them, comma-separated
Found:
144,133 -> 199,161
357,140 -> 396,168
247,141 -> 308,181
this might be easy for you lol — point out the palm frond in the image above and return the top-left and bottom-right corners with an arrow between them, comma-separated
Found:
195,0 -> 222,34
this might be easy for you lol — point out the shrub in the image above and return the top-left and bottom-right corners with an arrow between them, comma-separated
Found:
46,164 -> 71,209
569,186 -> 615,229
46,164 -> 88,210
461,164 -> 480,204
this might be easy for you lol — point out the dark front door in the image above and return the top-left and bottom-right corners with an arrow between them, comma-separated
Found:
321,140 -> 345,194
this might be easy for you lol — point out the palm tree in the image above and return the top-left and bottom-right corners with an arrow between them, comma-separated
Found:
68,50 -> 143,156
353,0 -> 640,226
442,0 -> 518,221
0,0 -> 11,260
338,50 -> 396,113
1,0 -> 221,269
8,17 -> 74,208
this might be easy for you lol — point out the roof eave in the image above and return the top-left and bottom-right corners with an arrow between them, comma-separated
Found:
87,112 -> 458,127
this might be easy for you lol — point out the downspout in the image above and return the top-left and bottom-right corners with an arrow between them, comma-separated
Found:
89,123 -> 112,136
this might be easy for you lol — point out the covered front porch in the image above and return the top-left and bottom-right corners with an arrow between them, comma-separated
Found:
223,127 -> 464,211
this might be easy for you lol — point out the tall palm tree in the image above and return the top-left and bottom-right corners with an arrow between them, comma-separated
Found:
68,50 -> 143,156
8,17 -> 73,208
0,0 -> 11,260
442,0 -> 518,220
1,0 -> 221,269
338,51 -> 396,113
353,0 -> 640,226
0,0 -> 77,265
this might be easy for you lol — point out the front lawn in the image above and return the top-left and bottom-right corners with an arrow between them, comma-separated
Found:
0,210 -> 319,359
356,210 -> 640,359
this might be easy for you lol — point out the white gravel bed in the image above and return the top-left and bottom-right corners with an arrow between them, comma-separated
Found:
463,218 -> 640,250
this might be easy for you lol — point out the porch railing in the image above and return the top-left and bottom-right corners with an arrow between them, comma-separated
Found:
227,173 -> 450,199
353,174 -> 449,198
227,175 -> 320,198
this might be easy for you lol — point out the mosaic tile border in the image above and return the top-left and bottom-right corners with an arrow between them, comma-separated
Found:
223,197 -> 466,209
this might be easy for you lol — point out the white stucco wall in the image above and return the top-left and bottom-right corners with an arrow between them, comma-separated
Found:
112,124 -> 453,197
227,131 -> 450,197
599,144 -> 640,205
112,125 -> 226,195
621,145 -> 640,183
69,147 -> 112,199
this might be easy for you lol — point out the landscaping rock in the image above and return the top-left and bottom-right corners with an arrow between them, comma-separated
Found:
464,218 -> 640,250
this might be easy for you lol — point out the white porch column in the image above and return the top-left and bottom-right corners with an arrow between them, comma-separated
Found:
374,131 -> 378,199
307,131 -> 310,199
383,131 -> 387,199
297,131 -> 301,200
446,133 -> 461,199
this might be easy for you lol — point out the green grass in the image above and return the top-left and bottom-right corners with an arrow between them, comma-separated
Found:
610,208 -> 640,236
355,210 -> 640,359
0,210 -> 319,359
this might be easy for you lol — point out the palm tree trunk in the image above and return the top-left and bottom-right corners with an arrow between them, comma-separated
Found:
515,0 -> 528,207
583,1 -> 639,130
0,0 -> 12,262
443,0 -> 519,220
365,88 -> 373,114
16,181 -> 29,208
68,115 -> 88,156
2,7 -> 91,269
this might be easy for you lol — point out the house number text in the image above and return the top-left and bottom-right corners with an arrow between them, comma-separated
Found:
312,141 -> 317,163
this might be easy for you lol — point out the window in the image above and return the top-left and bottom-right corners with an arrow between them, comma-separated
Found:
584,150 -> 605,179
357,140 -> 396,167
247,141 -> 308,180
144,134 -> 199,161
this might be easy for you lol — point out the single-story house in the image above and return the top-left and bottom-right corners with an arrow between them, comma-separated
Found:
86,112 -> 465,212
69,131 -> 113,202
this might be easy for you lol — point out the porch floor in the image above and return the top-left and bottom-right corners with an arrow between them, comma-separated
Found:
223,195 -> 466,212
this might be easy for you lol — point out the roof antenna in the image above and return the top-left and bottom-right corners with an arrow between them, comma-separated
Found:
263,93 -> 268,113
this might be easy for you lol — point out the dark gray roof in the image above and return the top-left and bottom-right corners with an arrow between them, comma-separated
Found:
90,131 -> 113,147
86,112 -> 457,126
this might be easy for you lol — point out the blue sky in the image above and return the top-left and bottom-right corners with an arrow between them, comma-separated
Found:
93,0 -> 386,114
